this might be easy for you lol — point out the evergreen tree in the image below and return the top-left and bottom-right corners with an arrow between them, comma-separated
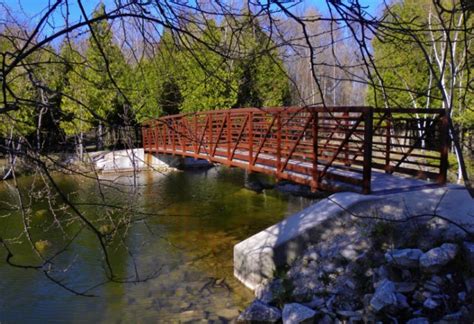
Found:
159,79 -> 183,115
232,15 -> 291,108
61,4 -> 130,153
0,29 -> 37,138
177,20 -> 238,112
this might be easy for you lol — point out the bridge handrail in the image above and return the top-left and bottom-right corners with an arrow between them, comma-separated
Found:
142,106 -> 449,194
142,106 -> 446,124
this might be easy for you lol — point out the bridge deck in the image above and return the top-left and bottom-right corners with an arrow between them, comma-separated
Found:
146,146 -> 439,194
142,106 -> 449,194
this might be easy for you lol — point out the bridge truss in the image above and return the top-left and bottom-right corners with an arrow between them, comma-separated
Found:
142,106 -> 448,194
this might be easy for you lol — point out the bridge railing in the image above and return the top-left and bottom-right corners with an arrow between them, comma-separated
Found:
142,107 -> 448,194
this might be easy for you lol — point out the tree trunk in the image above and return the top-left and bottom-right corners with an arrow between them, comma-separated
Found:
448,119 -> 472,196
97,123 -> 104,151
77,132 -> 84,161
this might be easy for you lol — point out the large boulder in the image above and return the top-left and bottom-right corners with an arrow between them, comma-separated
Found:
282,303 -> 317,324
419,243 -> 459,273
254,279 -> 283,304
462,241 -> 474,269
370,279 -> 398,312
385,248 -> 423,268
423,297 -> 440,310
238,300 -> 282,323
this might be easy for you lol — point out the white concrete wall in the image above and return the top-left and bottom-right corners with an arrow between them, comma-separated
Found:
234,186 -> 473,290
91,149 -> 176,172
90,149 -> 213,172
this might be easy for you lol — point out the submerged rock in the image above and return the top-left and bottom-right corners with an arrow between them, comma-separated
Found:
282,303 -> 317,324
275,181 -> 327,198
34,239 -> 52,252
385,248 -> 423,268
238,300 -> 281,323
370,279 -> 398,312
419,243 -> 459,272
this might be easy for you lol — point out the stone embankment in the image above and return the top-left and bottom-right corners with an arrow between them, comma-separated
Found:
236,188 -> 474,323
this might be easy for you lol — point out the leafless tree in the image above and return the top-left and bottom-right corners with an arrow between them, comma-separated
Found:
0,0 -> 472,296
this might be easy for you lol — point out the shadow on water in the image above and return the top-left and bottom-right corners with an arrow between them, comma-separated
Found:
0,166 -> 314,322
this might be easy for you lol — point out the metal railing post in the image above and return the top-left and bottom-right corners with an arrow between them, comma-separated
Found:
154,121 -> 159,153
142,125 -> 147,152
343,111 -> 349,165
193,114 -> 198,155
311,111 -> 319,191
171,120 -> 176,154
248,111 -> 253,165
276,112 -> 282,174
227,112 -> 231,159
208,113 -> 213,153
438,111 -> 449,184
362,108 -> 373,194
385,113 -> 391,173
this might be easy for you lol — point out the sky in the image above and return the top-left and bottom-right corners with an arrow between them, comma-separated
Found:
2,0 -> 383,23
1,1 -> 110,31
1,0 -> 384,43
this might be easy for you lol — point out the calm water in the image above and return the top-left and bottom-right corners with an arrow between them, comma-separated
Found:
0,166 -> 313,323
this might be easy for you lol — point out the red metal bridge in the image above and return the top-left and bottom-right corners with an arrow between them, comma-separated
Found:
142,106 -> 449,194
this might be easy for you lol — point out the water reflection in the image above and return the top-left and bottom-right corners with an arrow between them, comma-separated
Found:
0,166 -> 313,322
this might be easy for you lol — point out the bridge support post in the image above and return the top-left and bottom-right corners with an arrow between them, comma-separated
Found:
311,112 -> 319,192
227,112 -> 231,159
343,111 -> 350,166
362,108 -> 373,194
154,121 -> 159,154
276,112 -> 282,179
142,125 -> 147,152
385,114 -> 391,173
248,111 -> 253,170
438,112 -> 449,185
208,113 -> 213,155
193,114 -> 198,154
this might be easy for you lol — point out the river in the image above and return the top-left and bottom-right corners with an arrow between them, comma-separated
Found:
0,166 -> 313,323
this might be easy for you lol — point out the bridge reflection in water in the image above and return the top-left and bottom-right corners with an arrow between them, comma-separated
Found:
142,106 -> 449,194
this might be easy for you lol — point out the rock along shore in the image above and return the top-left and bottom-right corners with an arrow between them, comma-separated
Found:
236,188 -> 474,323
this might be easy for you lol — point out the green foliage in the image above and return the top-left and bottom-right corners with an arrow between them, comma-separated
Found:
368,0 -> 439,108
178,20 -> 238,112
231,14 -> 291,108
2,10 -> 291,141
0,29 -> 66,139
159,79 -> 183,115
128,58 -> 162,122
135,16 -> 291,116
61,4 -> 130,136
448,153 -> 474,181
368,0 -> 473,132
0,32 -> 35,136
